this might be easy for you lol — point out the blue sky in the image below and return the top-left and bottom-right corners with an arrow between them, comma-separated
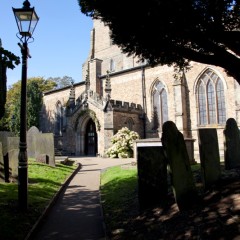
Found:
0,0 -> 93,87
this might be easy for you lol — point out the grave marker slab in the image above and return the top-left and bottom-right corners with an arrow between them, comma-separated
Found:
198,128 -> 221,189
8,149 -> 19,181
7,137 -> 19,181
27,126 -> 40,158
136,139 -> 168,210
162,121 -> 198,211
0,142 -> 3,181
224,118 -> 240,170
0,131 -> 14,156
35,133 -> 55,166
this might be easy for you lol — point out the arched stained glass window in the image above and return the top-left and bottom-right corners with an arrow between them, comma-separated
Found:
216,79 -> 226,124
197,69 -> 226,125
152,80 -> 168,130
207,81 -> 216,124
198,81 -> 207,125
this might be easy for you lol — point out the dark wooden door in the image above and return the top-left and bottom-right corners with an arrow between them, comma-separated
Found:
85,119 -> 97,156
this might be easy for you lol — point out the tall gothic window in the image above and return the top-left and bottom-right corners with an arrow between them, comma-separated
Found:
55,102 -> 63,136
197,69 -> 226,125
110,59 -> 115,72
152,80 -> 168,130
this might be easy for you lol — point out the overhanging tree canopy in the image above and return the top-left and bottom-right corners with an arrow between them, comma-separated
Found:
78,0 -> 240,83
0,40 -> 20,119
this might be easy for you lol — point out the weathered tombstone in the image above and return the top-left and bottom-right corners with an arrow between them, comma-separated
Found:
8,149 -> 19,180
161,121 -> 198,211
7,137 -> 19,181
27,126 -> 40,158
136,139 -> 168,210
0,131 -> 14,156
224,118 -> 240,170
198,128 -> 221,189
0,131 -> 14,182
35,133 -> 55,166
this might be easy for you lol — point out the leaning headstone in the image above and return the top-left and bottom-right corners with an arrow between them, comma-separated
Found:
27,126 -> 40,158
161,121 -> 199,211
35,133 -> 55,166
224,118 -> 240,170
198,129 -> 221,189
136,139 -> 168,210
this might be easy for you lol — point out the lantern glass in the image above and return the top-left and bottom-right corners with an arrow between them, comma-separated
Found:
13,7 -> 39,37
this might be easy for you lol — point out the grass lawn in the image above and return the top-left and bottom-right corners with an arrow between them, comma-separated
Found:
0,158 -> 77,240
100,165 -> 138,236
100,164 -> 202,238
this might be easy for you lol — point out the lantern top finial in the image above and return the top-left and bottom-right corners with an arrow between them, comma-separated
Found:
23,0 -> 31,9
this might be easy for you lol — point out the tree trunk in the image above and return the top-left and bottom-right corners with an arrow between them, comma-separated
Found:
0,61 -> 7,119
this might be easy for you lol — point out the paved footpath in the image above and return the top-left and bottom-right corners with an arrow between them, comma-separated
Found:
31,157 -> 134,240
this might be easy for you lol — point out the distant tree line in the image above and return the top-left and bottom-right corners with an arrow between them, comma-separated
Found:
0,76 -> 75,134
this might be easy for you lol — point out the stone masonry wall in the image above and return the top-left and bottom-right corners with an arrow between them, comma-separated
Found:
41,18 -> 239,160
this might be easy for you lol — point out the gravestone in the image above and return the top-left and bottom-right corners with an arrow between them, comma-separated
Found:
0,131 -> 14,156
27,126 -> 40,158
35,133 -> 55,166
8,149 -> 19,180
198,128 -> 221,189
0,132 -> 15,182
224,118 -> 240,170
0,142 -> 3,181
161,121 -> 198,211
7,137 -> 19,181
136,139 -> 168,210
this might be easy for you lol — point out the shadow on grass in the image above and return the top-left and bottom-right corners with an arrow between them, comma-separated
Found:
102,169 -> 240,240
101,174 -> 139,237
59,159 -> 76,166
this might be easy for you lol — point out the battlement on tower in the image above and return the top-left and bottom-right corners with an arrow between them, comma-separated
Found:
109,100 -> 142,112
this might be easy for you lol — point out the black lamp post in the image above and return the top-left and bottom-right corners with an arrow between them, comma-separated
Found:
12,0 -> 39,210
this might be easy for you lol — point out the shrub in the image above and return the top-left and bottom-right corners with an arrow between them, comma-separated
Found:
106,127 -> 139,158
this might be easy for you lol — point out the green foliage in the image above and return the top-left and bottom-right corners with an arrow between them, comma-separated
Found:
106,127 -> 139,158
0,159 -> 77,240
27,80 -> 43,128
0,40 -> 20,70
0,77 -> 57,133
79,0 -> 240,83
0,40 -> 20,120
47,76 -> 74,89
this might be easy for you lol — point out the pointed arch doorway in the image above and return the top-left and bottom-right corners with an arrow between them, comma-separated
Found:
85,119 -> 98,156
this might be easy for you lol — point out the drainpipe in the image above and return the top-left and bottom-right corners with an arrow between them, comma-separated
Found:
141,66 -> 147,138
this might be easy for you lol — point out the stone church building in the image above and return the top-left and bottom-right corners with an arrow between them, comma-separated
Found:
40,19 -> 240,160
